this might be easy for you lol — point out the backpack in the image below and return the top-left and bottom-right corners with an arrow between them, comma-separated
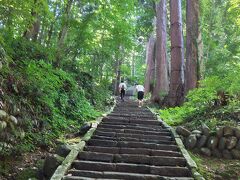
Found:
121,84 -> 125,90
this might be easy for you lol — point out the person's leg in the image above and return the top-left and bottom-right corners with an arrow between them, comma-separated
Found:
137,91 -> 141,107
122,90 -> 125,101
120,90 -> 123,100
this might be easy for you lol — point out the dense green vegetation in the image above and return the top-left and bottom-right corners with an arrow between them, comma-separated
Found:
0,0 -> 240,178
160,0 -> 240,129
0,0 -> 153,157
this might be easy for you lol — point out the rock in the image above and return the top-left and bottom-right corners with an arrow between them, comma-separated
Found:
192,130 -> 202,135
231,149 -> 240,159
197,135 -> 208,148
0,121 -> 7,131
179,135 -> 185,142
200,147 -> 211,156
222,150 -> 233,159
42,154 -> 64,179
234,128 -> 240,138
78,122 -> 92,136
0,110 -> 7,120
176,126 -> 191,137
191,130 -> 202,138
56,144 -> 71,157
201,123 -> 210,136
218,137 -> 227,150
236,140 -> 240,150
207,136 -> 219,150
223,126 -> 234,136
212,149 -> 222,158
185,134 -> 197,149
9,115 -> 18,125
216,127 -> 224,137
226,136 -> 238,149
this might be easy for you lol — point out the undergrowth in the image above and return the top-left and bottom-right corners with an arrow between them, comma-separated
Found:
160,62 -> 240,129
0,39 -> 112,157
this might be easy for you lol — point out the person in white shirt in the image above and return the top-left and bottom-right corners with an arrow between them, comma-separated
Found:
119,80 -> 127,101
135,83 -> 145,107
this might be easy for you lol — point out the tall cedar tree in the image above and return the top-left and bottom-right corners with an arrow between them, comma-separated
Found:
185,0 -> 200,92
167,0 -> 185,106
144,34 -> 155,94
152,0 -> 169,103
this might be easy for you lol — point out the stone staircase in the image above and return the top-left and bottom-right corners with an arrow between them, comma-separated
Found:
63,100 -> 194,180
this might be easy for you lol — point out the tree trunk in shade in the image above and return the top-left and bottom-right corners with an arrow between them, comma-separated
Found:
152,0 -> 169,103
114,58 -> 122,95
185,0 -> 200,93
55,0 -> 73,67
23,0 -> 40,41
144,34 -> 155,94
168,0 -> 185,106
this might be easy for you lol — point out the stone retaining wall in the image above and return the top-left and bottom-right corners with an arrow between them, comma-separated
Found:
176,125 -> 240,159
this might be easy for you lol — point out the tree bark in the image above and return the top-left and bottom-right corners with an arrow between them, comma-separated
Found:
114,57 -> 122,95
168,0 -> 185,106
144,34 -> 155,94
152,0 -> 169,103
185,0 -> 200,93
23,0 -> 40,41
55,0 -> 74,67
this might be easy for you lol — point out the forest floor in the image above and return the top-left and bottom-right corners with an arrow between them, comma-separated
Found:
0,148 -> 48,180
190,152 -> 240,180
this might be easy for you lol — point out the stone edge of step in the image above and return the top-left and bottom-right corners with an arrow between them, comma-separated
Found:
148,107 -> 206,180
50,98 -> 117,180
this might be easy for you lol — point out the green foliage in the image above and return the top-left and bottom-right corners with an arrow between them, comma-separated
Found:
160,62 -> 240,128
23,60 -> 99,134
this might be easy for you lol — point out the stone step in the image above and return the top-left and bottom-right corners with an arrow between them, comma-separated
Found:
102,118 -> 161,126
109,113 -> 156,119
77,151 -> 186,166
72,160 -> 191,177
86,139 -> 179,151
64,170 -> 194,180
112,110 -> 153,114
84,146 -> 182,157
97,123 -> 166,132
94,130 -> 172,140
100,121 -> 164,129
95,127 -> 171,136
91,135 -> 175,145
105,116 -> 157,121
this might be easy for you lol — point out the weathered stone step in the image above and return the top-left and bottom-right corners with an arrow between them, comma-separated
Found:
84,146 -> 182,157
100,121 -> 164,128
65,170 -> 194,180
91,135 -> 175,145
87,139 -> 179,151
94,130 -> 172,140
109,113 -> 156,119
111,113 -> 154,116
95,127 -> 171,136
97,123 -> 166,132
72,160 -> 191,177
77,151 -> 186,166
102,118 -> 161,126
105,115 -> 156,121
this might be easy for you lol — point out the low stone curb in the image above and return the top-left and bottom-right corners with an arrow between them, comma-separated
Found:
149,108 -> 205,180
51,99 -> 116,180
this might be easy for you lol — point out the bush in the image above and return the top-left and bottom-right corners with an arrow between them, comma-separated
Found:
160,62 -> 240,128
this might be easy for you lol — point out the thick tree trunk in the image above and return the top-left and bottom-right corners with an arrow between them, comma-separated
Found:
152,0 -> 169,103
55,0 -> 73,67
114,58 -> 122,95
144,34 -> 155,94
168,0 -> 185,106
185,0 -> 200,93
23,0 -> 40,42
